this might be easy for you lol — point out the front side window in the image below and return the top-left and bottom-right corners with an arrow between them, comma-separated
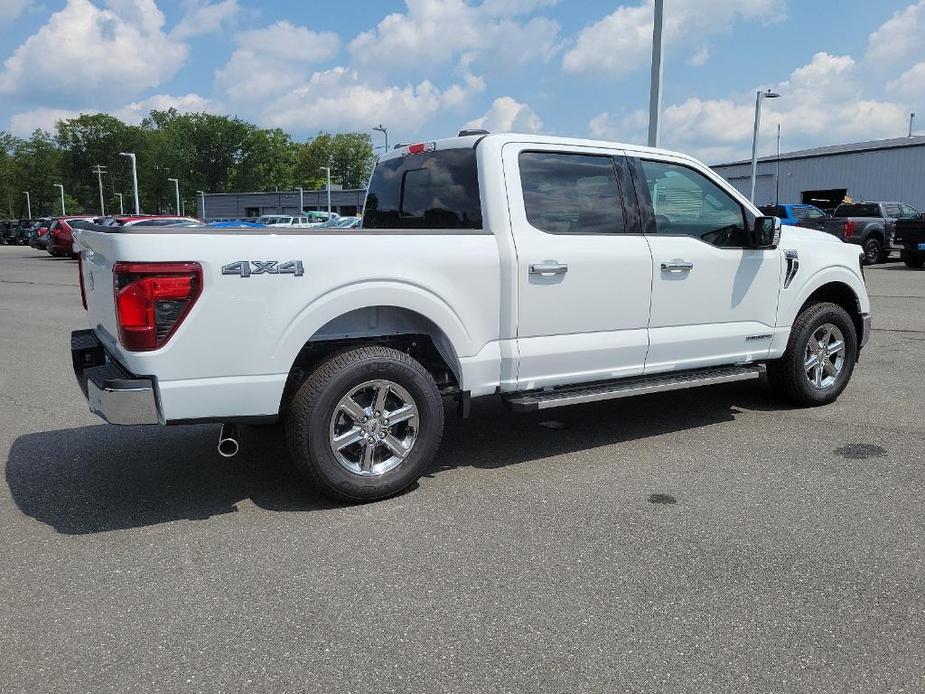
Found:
364,148 -> 482,229
885,204 -> 902,218
900,204 -> 920,219
518,151 -> 626,234
640,159 -> 747,247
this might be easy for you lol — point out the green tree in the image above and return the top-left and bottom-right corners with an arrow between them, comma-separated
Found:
14,130 -> 63,217
0,131 -> 23,217
330,133 -> 376,189
296,132 -> 334,190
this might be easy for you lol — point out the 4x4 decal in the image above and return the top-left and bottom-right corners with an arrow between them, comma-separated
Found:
221,260 -> 304,277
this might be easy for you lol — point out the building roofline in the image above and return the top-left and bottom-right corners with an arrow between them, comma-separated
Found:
713,134 -> 925,168
202,189 -> 366,196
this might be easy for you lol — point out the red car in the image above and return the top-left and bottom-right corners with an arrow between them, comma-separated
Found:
47,216 -> 97,257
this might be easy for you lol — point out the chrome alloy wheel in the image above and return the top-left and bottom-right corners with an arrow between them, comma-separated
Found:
804,323 -> 846,389
329,379 -> 419,477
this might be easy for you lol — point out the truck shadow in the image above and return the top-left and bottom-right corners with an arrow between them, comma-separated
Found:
6,381 -> 772,535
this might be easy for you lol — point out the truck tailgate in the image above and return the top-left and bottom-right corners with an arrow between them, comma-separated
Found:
74,228 -> 121,351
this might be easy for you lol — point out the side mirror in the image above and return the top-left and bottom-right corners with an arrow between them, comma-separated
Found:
750,216 -> 781,249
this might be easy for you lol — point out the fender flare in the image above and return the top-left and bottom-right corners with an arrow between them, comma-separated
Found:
780,265 -> 865,328
272,280 -> 474,370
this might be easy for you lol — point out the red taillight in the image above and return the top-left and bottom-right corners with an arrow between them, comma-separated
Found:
842,220 -> 855,240
112,262 -> 202,351
77,253 -> 87,310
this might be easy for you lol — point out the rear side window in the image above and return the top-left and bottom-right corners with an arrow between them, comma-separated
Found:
364,149 -> 482,229
835,204 -> 880,217
518,151 -> 626,234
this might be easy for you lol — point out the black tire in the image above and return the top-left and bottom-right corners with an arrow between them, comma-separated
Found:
901,249 -> 924,269
766,302 -> 857,407
285,345 -> 444,502
862,236 -> 885,265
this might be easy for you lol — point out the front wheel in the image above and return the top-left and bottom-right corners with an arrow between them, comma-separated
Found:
862,236 -> 888,265
767,302 -> 857,407
286,345 -> 444,502
901,249 -> 924,269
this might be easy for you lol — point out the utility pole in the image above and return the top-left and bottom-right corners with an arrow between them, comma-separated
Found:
115,193 -> 124,215
320,167 -> 331,215
749,89 -> 781,203
647,0 -> 665,147
373,124 -> 389,152
119,152 -> 140,214
167,177 -> 180,214
92,164 -> 107,215
775,123 -> 781,207
23,191 -> 31,219
54,183 -> 65,215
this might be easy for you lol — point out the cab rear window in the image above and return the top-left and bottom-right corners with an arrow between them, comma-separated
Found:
363,149 -> 482,229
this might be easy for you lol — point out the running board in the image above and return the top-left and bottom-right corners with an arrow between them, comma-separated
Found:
503,364 -> 765,412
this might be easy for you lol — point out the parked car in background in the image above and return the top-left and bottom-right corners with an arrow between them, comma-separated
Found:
317,216 -> 361,229
207,220 -> 266,228
29,219 -> 52,249
0,220 -> 16,244
47,216 -> 97,257
759,204 -> 828,226
99,215 -> 203,227
3,219 -> 35,245
796,201 -> 921,264
893,216 -> 925,268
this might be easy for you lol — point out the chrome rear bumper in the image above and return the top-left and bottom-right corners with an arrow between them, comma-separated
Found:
71,329 -> 161,425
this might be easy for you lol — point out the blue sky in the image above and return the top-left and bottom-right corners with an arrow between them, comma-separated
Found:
0,0 -> 923,163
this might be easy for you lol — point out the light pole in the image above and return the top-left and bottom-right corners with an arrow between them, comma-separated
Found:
54,183 -> 65,215
647,0 -> 665,147
167,177 -> 180,214
775,123 -> 781,207
749,89 -> 781,203
197,190 -> 206,220
23,191 -> 31,219
115,193 -> 124,215
910,113 -> 916,137
373,124 -> 389,152
92,164 -> 107,215
119,151 -> 140,214
320,167 -> 331,215
297,186 -> 304,213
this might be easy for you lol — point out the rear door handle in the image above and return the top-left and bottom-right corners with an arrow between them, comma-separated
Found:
529,262 -> 568,276
660,261 -> 694,273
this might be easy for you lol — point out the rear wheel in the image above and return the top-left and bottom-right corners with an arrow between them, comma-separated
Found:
862,236 -> 887,265
767,302 -> 857,407
286,345 -> 444,502
901,249 -> 924,268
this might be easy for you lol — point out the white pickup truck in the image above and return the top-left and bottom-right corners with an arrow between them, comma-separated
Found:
72,132 -> 871,501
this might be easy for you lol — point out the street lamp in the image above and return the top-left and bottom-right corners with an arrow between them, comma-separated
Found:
373,124 -> 389,152
749,89 -> 781,203
53,183 -> 65,215
92,164 -> 107,215
197,190 -> 206,220
167,177 -> 180,215
910,113 -> 917,138
320,167 -> 332,215
115,193 -> 124,215
23,191 -> 31,219
647,0 -> 665,147
297,186 -> 304,213
119,152 -> 140,214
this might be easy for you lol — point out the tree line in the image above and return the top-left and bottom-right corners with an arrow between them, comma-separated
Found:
0,109 -> 378,218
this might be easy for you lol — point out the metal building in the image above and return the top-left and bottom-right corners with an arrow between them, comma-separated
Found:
711,135 -> 925,211
200,188 -> 366,220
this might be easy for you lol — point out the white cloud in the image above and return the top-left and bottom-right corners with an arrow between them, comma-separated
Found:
688,47 -> 710,67
216,21 -> 340,102
0,0 -> 187,102
259,66 -> 485,134
465,96 -> 543,133
9,107 -> 83,136
563,0 -> 784,77
115,92 -> 217,123
589,52 -> 913,162
867,0 -> 925,66
0,0 -> 30,25
888,61 -> 925,99
170,0 -> 239,39
348,0 -> 560,72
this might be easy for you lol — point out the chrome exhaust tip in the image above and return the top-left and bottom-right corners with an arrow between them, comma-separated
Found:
218,423 -> 240,458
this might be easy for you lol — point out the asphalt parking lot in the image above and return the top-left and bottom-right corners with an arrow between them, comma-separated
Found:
1,245 -> 923,693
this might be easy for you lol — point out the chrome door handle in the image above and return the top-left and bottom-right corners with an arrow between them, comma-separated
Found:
529,262 -> 568,276
660,261 -> 694,273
